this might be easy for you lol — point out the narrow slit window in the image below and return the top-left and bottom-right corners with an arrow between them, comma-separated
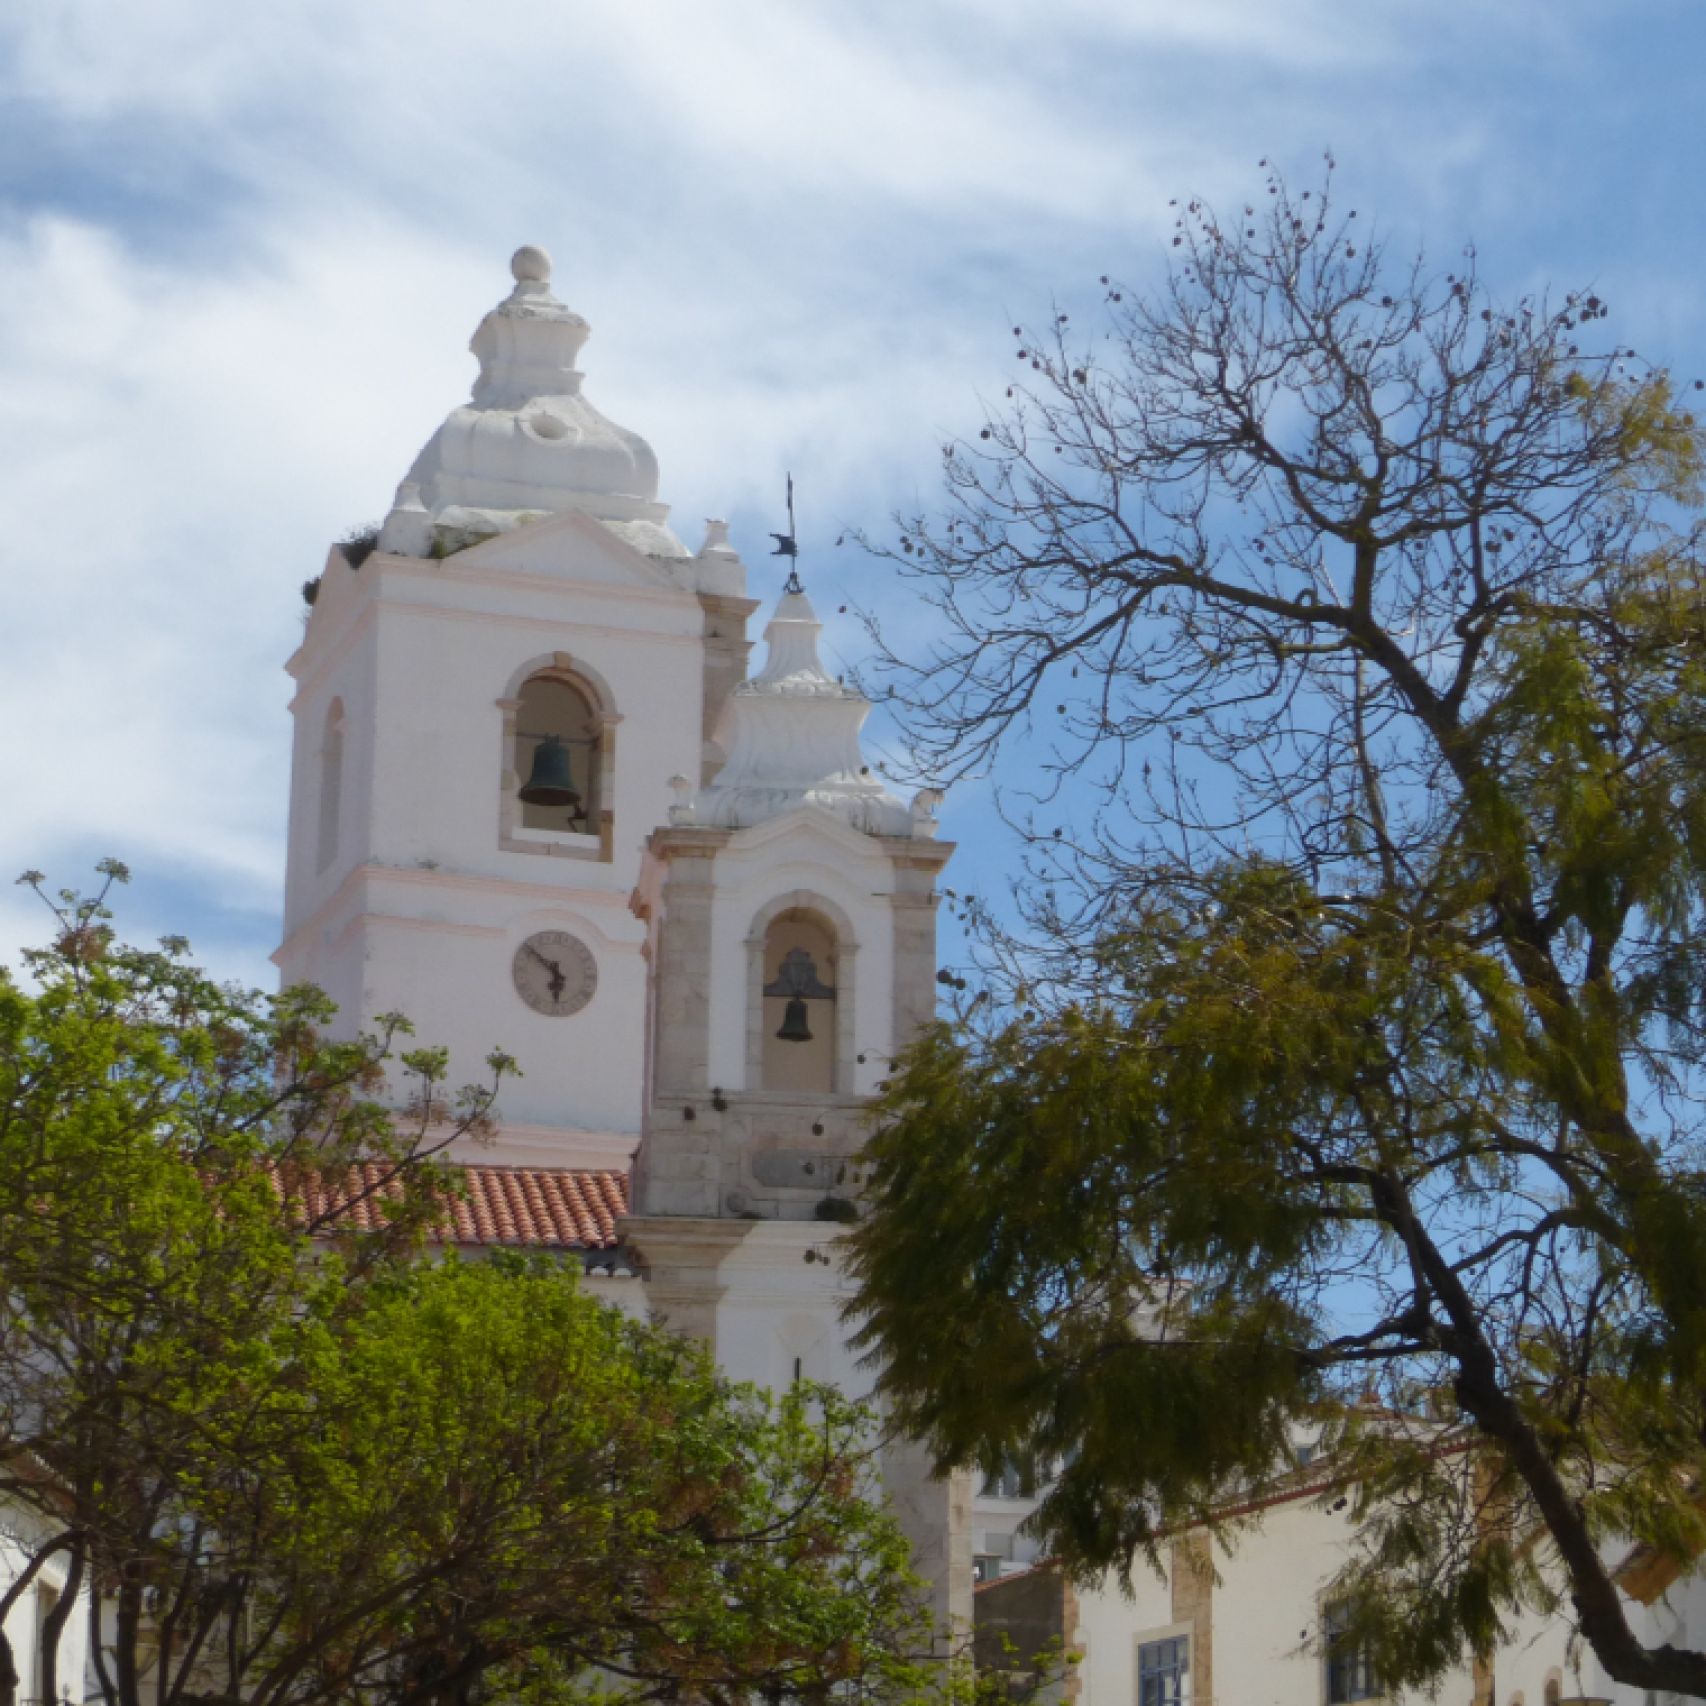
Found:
316,701 -> 345,873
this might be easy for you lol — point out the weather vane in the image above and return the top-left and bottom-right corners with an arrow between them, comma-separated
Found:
770,472 -> 803,594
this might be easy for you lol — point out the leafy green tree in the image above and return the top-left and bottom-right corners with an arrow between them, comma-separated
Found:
0,863 -> 486,1706
847,164 -> 1706,1696
181,1254 -> 931,1706
0,868 -> 935,1706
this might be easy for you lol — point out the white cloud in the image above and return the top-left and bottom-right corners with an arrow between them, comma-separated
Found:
0,0 -> 1693,982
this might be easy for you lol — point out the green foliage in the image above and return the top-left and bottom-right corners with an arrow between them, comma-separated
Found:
218,1256 -> 930,1706
850,165 -> 1706,1698
339,523 -> 381,569
0,871 -> 936,1706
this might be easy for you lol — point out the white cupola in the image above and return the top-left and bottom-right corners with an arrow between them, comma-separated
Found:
686,588 -> 933,838
377,246 -> 687,562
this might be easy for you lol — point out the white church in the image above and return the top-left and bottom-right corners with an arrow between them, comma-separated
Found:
257,246 -> 1704,1706
273,244 -> 970,1635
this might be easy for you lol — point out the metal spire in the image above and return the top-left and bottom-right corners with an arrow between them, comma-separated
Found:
769,472 -> 803,593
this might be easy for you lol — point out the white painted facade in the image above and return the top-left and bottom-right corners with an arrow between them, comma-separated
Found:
1075,1497 -> 1706,1706
982,1462 -> 1706,1706
276,249 -> 754,1169
974,1481 -> 1053,1582
276,518 -> 710,1159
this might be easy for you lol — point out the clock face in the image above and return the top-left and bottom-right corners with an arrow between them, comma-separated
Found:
511,930 -> 598,1017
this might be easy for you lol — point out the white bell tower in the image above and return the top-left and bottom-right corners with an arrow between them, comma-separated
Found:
625,586 -> 973,1640
276,246 -> 970,1642
276,246 -> 756,1170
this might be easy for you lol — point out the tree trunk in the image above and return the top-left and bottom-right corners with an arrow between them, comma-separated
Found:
0,1630 -> 20,1706
114,1581 -> 143,1706
88,1586 -> 118,1706
39,1541 -> 85,1706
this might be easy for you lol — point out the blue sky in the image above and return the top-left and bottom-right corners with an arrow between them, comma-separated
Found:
2,0 -> 1703,988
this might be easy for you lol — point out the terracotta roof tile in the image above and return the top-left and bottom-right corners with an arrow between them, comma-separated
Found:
272,1160 -> 629,1250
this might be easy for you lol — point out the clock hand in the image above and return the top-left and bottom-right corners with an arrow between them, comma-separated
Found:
523,943 -> 570,1003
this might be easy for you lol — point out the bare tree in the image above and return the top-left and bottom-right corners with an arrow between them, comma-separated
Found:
848,161 -> 1706,1695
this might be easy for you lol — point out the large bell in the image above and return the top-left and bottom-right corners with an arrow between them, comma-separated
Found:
775,995 -> 813,1044
518,735 -> 582,810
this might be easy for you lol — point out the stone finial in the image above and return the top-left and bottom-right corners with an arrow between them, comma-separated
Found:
377,481 -> 432,557
909,788 -> 944,838
747,590 -> 841,693
511,245 -> 552,284
694,517 -> 747,596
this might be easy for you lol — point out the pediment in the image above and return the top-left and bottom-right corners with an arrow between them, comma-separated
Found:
452,508 -> 693,597
726,803 -> 892,863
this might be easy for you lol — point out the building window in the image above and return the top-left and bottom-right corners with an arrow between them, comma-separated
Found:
316,700 -> 345,873
760,911 -> 837,1094
514,675 -> 601,832
973,1554 -> 1004,1585
1324,1602 -> 1378,1703
1138,1635 -> 1190,1706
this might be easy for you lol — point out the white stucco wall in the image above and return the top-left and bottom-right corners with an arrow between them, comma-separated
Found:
701,814 -> 901,1098
578,1268 -> 649,1321
278,514 -> 712,1165
973,1486 -> 1051,1575
706,1223 -> 872,1399
1066,1485 -> 1694,1706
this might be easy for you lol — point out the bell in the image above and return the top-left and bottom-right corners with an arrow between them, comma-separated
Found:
775,995 -> 813,1044
518,736 -> 582,810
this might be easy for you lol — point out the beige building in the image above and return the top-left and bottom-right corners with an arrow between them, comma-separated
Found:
975,1458 -> 1706,1706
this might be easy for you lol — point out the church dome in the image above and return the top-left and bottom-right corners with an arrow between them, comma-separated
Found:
377,247 -> 686,559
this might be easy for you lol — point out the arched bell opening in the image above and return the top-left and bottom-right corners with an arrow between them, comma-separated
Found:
760,910 -> 837,1094
514,676 -> 600,832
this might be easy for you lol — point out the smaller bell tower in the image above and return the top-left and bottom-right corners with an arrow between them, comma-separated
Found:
625,588 -> 971,1640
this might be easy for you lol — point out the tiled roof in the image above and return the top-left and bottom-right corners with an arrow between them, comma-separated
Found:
275,1161 -> 629,1250
452,1164 -> 628,1249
